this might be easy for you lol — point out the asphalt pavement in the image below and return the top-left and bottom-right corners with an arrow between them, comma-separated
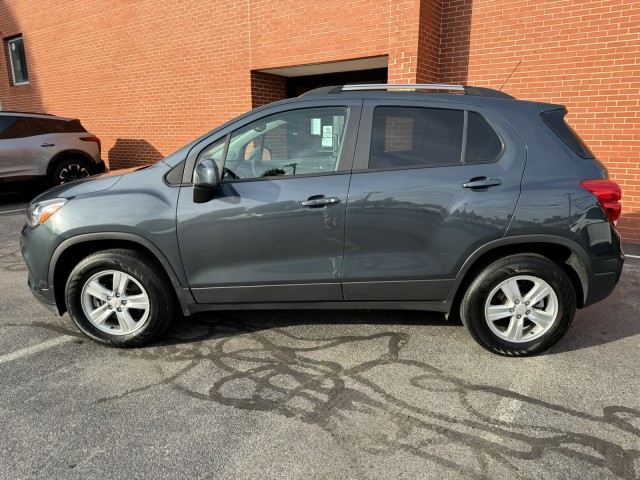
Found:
0,195 -> 639,479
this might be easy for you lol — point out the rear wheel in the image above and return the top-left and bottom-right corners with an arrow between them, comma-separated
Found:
52,157 -> 91,185
460,254 -> 576,356
65,249 -> 174,347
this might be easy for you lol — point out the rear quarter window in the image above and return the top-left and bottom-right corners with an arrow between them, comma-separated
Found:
29,118 -> 87,135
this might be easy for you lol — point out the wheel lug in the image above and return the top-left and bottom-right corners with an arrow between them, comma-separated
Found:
516,315 -> 521,319
108,305 -> 113,310
122,300 -> 127,305
107,296 -> 111,301
515,300 -> 520,304
526,310 -> 530,315
115,293 -> 120,298
509,308 -> 514,313
117,307 -> 122,312
525,301 -> 529,306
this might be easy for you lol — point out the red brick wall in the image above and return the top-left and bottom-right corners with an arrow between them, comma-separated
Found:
1,0 -> 253,170
416,0 -> 442,83
439,0 -> 640,243
251,72 -> 286,109
0,0 -> 429,169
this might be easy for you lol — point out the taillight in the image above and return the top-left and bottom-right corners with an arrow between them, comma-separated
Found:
581,179 -> 622,226
80,136 -> 101,152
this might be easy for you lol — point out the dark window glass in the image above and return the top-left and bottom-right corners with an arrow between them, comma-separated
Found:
370,107 -> 464,169
465,112 -> 503,164
0,116 -> 31,139
7,36 -> 29,85
29,118 -> 86,135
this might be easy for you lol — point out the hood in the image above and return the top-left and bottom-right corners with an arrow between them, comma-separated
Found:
32,163 -> 166,203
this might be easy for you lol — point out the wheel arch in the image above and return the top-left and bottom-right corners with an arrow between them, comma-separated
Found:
50,233 -> 193,315
449,235 -> 590,314
46,150 -> 99,177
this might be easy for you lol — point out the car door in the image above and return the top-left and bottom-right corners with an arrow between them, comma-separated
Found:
0,116 -> 48,179
177,100 -> 361,304
342,99 -> 526,301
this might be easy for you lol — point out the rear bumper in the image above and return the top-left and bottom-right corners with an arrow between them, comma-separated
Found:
583,270 -> 621,307
93,159 -> 107,174
583,240 -> 624,308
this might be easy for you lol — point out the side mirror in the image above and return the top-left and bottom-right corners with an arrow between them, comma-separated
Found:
193,159 -> 220,203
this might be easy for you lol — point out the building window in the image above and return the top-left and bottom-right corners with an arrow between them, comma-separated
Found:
7,36 -> 29,85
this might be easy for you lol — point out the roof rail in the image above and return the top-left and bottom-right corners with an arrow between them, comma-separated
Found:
301,84 -> 514,99
0,110 -> 55,116
341,83 -> 464,92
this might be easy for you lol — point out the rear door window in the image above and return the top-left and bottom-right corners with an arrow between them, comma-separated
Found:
369,107 -> 503,169
465,111 -> 504,164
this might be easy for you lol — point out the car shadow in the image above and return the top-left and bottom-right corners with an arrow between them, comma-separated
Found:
546,261 -> 640,355
0,180 -> 49,206
157,308 -> 455,348
153,259 -> 639,355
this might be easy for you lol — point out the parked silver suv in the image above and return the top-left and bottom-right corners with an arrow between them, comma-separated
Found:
0,112 -> 105,186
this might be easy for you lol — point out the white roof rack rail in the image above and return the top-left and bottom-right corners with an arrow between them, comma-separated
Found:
301,84 -> 514,99
341,84 -> 465,92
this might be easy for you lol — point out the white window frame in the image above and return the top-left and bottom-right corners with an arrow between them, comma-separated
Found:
7,36 -> 29,86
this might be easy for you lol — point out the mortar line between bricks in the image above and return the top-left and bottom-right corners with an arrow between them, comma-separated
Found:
0,336 -> 75,366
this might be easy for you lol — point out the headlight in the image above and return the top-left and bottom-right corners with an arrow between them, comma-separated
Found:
26,198 -> 68,227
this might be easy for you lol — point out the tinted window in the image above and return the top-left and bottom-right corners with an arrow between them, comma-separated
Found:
7,36 -> 29,85
465,111 -> 503,164
370,107 -> 463,169
0,116 -> 30,139
369,107 -> 504,169
203,107 -> 348,180
29,118 -> 86,135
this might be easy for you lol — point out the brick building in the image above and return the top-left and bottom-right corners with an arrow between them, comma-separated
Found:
1,0 -> 638,242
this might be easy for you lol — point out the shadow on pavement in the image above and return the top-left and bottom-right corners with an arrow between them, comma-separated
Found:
0,180 -> 49,207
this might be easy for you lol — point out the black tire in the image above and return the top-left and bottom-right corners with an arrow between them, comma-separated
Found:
52,157 -> 92,185
65,249 -> 175,347
460,254 -> 576,356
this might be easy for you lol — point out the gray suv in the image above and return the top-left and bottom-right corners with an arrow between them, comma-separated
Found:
20,84 -> 624,356
0,112 -> 105,186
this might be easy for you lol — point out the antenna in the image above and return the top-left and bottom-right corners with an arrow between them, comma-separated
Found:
499,59 -> 522,92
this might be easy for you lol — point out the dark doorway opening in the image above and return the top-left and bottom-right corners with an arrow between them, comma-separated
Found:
285,68 -> 388,97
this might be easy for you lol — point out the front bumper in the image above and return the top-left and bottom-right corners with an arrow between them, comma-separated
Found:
27,274 -> 60,314
21,222 -> 62,315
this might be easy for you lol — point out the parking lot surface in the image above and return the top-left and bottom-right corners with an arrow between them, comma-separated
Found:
1,198 -> 639,479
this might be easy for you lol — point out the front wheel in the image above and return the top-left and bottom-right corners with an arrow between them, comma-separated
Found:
52,157 -> 91,185
460,254 -> 576,356
65,249 -> 175,347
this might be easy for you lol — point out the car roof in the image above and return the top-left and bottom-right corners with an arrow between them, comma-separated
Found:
250,83 -> 550,112
0,111 -> 76,121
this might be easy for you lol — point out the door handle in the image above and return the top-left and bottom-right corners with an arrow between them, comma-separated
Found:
462,177 -> 502,189
40,143 -> 56,147
301,195 -> 340,207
